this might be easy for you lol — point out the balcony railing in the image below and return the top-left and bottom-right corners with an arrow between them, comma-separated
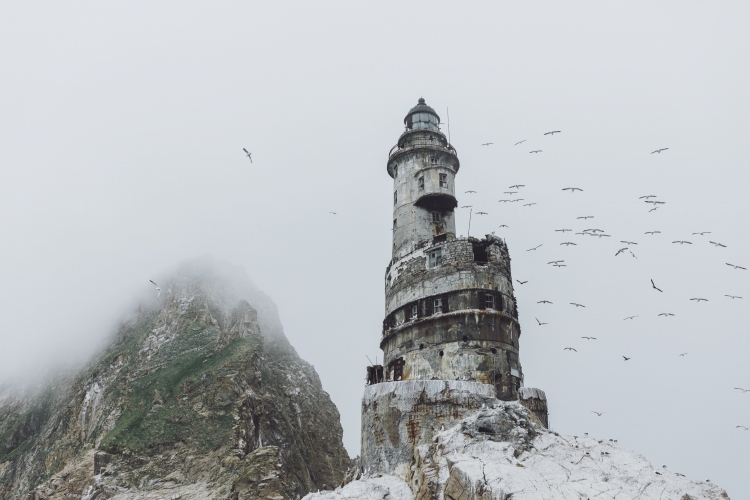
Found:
388,140 -> 458,162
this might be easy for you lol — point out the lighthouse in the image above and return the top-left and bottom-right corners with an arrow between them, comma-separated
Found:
361,98 -> 547,477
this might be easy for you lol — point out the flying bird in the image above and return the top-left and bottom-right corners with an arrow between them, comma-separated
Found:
564,347 -> 577,352
649,207 -> 659,212
514,141 -> 526,146
544,131 -> 561,136
242,148 -> 252,162
591,411 -> 604,416
465,190 -> 477,193
651,148 -> 669,154
622,356 -> 631,361
726,263 -> 747,270
503,191 -> 518,195
553,263 -> 567,267
737,426 -> 749,430
529,150 -> 542,153
639,195 -> 657,200
560,242 -> 577,246
725,295 -> 742,299
498,225 -> 509,228
710,241 -> 727,247
570,303 -> 585,308
537,300 -> 553,304
523,203 -> 537,206
582,337 -> 597,340
658,313 -> 675,317
516,280 -> 528,285
481,143 -> 494,146
615,248 -> 628,256
509,184 -> 525,189
510,198 -> 525,202
735,388 -> 749,393
497,199 -> 511,203
562,187 -> 583,192
526,244 -> 543,251
624,315 -> 638,320
555,229 -> 572,233
461,205 -> 473,208
690,298 -> 708,302
475,211 -> 488,215
149,280 -> 161,299
645,231 -> 661,235
577,216 -> 594,220
536,317 -> 548,325
629,250 -> 637,258
673,240 -> 692,245
679,353 -> 688,356
693,232 -> 711,235
548,260 -> 564,264
620,241 -> 638,245
329,212 -> 337,215
651,279 -> 663,292
593,233 -> 611,238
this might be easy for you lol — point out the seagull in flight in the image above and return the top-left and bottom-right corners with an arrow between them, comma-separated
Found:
529,150 -> 542,153
615,248 -> 628,256
621,241 -> 638,245
537,300 -> 553,304
526,244 -> 543,251
735,388 -> 750,393
560,242 -> 577,246
582,337 -> 597,340
651,279 -> 663,292
555,229 -> 572,233
536,317 -> 548,325
149,280 -> 161,299
548,260 -> 564,264
503,191 -> 518,195
649,207 -> 659,212
562,187 -> 583,192
510,198 -> 525,202
553,263 -> 567,267
564,347 -> 577,352
738,426 -> 749,430
242,148 -> 252,162
658,312 -> 675,317
727,263 -> 747,270
645,231 -> 661,235
690,298 -> 708,302
544,131 -> 561,136
516,280 -> 528,285
693,232 -> 711,235
673,240 -> 692,245
514,140 -> 527,146
461,205 -> 473,208
651,148 -> 669,154
725,295 -> 742,299
577,216 -> 594,220
481,143 -> 494,146
476,211 -> 488,215
509,184 -> 525,189
329,212 -> 337,215
523,203 -> 537,207
679,353 -> 688,356
498,224 -> 509,228
497,199 -> 511,203
591,411 -> 604,416
465,190 -> 477,193
624,315 -> 638,320
639,195 -> 657,199
709,241 -> 727,247
570,303 -> 586,308
622,356 -> 631,361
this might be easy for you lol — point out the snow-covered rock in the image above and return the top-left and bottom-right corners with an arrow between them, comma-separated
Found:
308,401 -> 729,500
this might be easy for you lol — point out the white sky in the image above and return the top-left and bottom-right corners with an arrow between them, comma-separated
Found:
0,1 -> 748,496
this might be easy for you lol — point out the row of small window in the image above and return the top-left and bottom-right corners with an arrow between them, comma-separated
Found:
393,158 -> 442,178
392,212 -> 443,229
385,291 -> 507,329
394,174 -> 449,205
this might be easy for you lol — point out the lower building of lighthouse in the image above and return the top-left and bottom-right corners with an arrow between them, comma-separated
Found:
361,98 -> 548,477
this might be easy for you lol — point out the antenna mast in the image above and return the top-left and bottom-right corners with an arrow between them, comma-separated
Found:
446,107 -> 451,145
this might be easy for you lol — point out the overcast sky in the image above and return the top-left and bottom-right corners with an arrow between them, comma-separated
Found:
1,1 -> 748,496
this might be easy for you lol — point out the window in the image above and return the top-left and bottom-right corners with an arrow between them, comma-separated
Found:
393,165 -> 398,178
429,248 -> 442,268
433,298 -> 443,314
411,304 -> 418,320
430,157 -> 438,165
394,191 -> 398,205
418,176 -> 424,190
439,173 -> 448,188
432,212 -> 441,223
393,219 -> 397,229
485,294 -> 495,309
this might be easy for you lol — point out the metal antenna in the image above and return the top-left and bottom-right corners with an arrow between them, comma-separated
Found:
366,355 -> 374,366
447,107 -> 451,145
467,208 -> 473,239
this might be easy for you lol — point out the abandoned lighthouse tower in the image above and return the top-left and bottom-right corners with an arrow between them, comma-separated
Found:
361,98 -> 548,477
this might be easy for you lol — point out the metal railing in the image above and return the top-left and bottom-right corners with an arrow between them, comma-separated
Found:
388,140 -> 458,161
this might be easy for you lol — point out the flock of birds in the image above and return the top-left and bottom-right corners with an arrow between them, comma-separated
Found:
468,131 -> 748,449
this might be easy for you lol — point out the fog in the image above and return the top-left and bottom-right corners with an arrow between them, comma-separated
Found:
1,2 -> 748,496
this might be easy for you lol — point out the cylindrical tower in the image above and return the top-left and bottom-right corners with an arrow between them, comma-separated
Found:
382,98 -> 523,400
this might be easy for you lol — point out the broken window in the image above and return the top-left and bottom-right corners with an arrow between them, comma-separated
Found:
432,212 -> 441,223
439,173 -> 448,188
411,304 -> 418,320
418,176 -> 424,190
393,358 -> 405,381
485,293 -> 495,309
393,219 -> 397,229
430,157 -> 438,165
394,191 -> 398,205
429,248 -> 442,268
433,298 -> 443,314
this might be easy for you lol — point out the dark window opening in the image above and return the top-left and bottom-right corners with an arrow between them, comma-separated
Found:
394,191 -> 398,205
366,365 -> 384,385
506,351 -> 511,365
485,293 -> 495,309
392,357 -> 405,381
431,157 -> 438,165
491,348 -> 497,354
393,219 -> 397,229
419,343 -> 424,350
478,291 -> 486,310
439,173 -> 447,187
418,176 -> 424,190
432,211 -> 441,223
429,248 -> 443,268
462,335 -> 468,342
393,165 -> 398,178
472,242 -> 488,262
433,298 -> 443,314
411,304 -> 418,320
439,350 -> 444,357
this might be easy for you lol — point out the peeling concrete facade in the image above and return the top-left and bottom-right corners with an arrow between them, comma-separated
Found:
362,98 -> 547,477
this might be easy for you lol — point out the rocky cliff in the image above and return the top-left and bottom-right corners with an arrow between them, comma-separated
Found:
307,401 -> 730,500
0,256 -> 350,500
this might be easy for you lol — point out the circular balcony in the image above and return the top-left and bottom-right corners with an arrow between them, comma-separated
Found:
388,139 -> 459,164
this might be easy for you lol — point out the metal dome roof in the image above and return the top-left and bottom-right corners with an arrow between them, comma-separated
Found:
404,97 -> 440,124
